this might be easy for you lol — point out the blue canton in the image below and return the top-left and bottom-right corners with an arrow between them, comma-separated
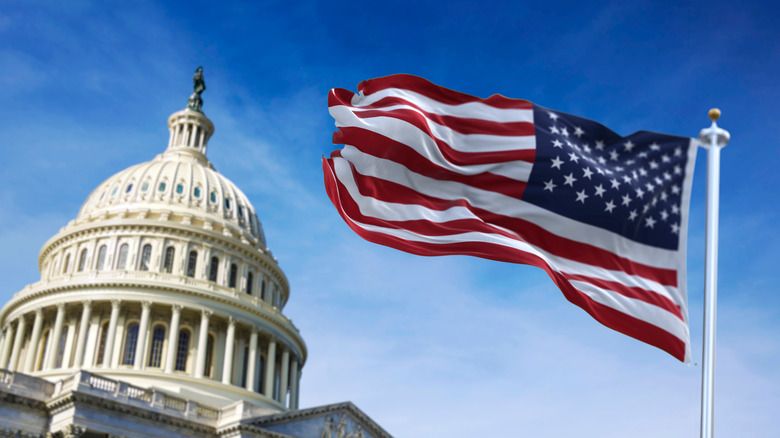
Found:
522,105 -> 691,251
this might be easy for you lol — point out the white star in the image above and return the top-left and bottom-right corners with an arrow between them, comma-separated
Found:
595,140 -> 605,150
598,156 -> 607,165
624,141 -> 635,152
621,194 -> 631,206
636,187 -> 645,198
638,151 -> 649,158
661,154 -> 671,163
671,185 -> 681,194
671,223 -> 680,234
672,204 -> 680,215
609,150 -> 619,161
610,178 -> 620,189
551,126 -> 560,135
544,179 -> 557,192
561,127 -> 570,137
551,156 -> 564,169
564,173 -> 577,186
645,182 -> 654,192
594,185 -> 606,197
615,165 -> 624,172
575,189 -> 588,203
649,160 -> 659,169
574,126 -> 585,137
552,139 -> 563,148
674,147 -> 682,156
654,176 -> 663,185
639,168 -> 648,177
583,144 -> 592,153
643,203 -> 651,213
650,142 -> 661,151
626,159 -> 636,165
674,165 -> 682,175
548,111 -> 559,121
604,200 -> 616,213
628,210 -> 638,221
660,191 -> 669,201
631,170 -> 638,180
663,171 -> 672,181
660,210 -> 669,220
622,175 -> 632,184
568,152 -> 580,163
645,216 -> 656,228
582,167 -> 594,179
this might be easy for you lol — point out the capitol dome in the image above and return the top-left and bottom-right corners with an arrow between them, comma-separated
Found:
0,76 -> 306,413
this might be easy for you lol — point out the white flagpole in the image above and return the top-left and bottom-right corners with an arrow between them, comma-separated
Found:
698,108 -> 730,438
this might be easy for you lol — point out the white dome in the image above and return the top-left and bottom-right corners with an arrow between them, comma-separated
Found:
76,109 -> 266,248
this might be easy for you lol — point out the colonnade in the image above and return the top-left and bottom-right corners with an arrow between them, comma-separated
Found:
0,300 -> 301,409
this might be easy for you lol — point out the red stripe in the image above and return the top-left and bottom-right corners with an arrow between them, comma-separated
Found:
323,157 -> 686,362
329,89 -> 535,137
332,152 -> 676,286
332,128 -> 529,200
354,74 -> 534,110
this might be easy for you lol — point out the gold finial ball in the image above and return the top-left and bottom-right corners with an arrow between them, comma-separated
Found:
708,108 -> 721,121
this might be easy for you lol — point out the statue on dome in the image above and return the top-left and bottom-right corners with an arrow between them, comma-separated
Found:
187,66 -> 206,112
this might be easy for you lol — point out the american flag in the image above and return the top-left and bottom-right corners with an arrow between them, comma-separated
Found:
323,74 -> 696,362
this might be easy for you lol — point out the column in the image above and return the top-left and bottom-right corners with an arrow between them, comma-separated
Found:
221,317 -> 236,384
0,323 -> 15,368
134,301 -> 151,370
289,358 -> 299,409
102,300 -> 121,367
45,303 -> 67,370
8,316 -> 27,371
61,314 -> 78,368
263,338 -> 276,398
24,309 -> 44,373
164,305 -> 182,373
194,310 -> 211,378
279,348 -> 290,404
73,301 -> 92,368
245,327 -> 258,391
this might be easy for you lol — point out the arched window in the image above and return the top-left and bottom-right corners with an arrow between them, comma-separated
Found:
208,256 -> 219,282
56,325 -> 69,368
37,330 -> 50,371
96,322 -> 109,365
260,280 -> 266,301
122,322 -> 139,366
78,248 -> 88,272
96,245 -> 107,270
138,244 -> 152,271
62,254 -> 71,274
163,246 -> 175,274
186,250 -> 198,278
204,334 -> 215,378
241,345 -> 249,387
148,325 -> 166,368
175,329 -> 190,371
116,243 -> 129,269
228,263 -> 238,288
245,271 -> 254,295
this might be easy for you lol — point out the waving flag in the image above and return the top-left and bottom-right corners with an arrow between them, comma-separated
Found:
323,74 -> 696,362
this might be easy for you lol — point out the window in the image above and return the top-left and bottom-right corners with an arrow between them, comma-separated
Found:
210,191 -> 216,203
111,186 -> 118,196
78,249 -> 88,272
224,198 -> 231,210
116,244 -> 129,269
62,254 -> 71,274
245,272 -> 254,295
186,250 -> 198,278
158,182 -> 167,192
241,345 -> 249,387
37,330 -> 50,371
122,323 -> 139,366
228,263 -> 238,288
56,326 -> 69,368
193,187 -> 201,198
148,325 -> 166,368
260,280 -> 266,301
141,181 -> 149,192
204,334 -> 215,378
163,246 -> 175,274
96,322 -> 109,365
139,244 -> 152,271
175,329 -> 190,371
176,183 -> 184,194
208,256 -> 219,282
126,183 -> 133,193
96,245 -> 107,270
238,204 -> 243,219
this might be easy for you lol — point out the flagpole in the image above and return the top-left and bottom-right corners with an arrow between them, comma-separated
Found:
698,108 -> 730,438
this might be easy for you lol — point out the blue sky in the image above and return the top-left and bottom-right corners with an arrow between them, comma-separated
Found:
1,1 -> 779,436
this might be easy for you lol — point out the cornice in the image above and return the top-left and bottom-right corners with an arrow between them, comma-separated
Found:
246,402 -> 393,438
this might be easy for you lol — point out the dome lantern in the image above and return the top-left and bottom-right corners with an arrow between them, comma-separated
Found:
165,67 -> 214,160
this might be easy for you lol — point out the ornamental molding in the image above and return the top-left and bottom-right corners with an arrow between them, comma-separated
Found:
246,402 -> 392,438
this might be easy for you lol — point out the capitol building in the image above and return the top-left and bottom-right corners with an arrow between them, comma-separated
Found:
0,71 -> 390,438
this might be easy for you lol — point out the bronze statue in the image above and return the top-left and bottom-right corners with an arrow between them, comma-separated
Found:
187,67 -> 206,112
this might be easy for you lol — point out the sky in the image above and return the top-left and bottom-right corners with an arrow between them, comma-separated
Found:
1,0 -> 779,436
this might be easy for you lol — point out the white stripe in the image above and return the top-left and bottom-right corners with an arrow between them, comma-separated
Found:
346,102 -> 536,153
350,87 -> 533,123
571,280 -> 690,343
338,148 -> 680,270
332,157 -> 684,308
